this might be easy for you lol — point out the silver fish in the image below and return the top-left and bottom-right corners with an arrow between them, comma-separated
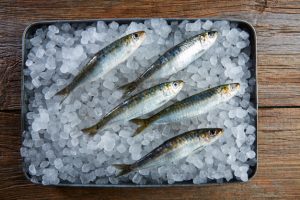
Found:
131,83 -> 240,136
55,31 -> 146,101
119,31 -> 218,96
113,128 -> 224,177
82,80 -> 184,135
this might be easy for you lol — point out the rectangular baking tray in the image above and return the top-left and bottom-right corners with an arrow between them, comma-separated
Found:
21,18 -> 258,187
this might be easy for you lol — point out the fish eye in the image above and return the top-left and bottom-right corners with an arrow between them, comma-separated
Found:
208,130 -> 216,136
133,33 -> 139,39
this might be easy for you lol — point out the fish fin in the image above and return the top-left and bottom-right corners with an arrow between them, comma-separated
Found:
192,146 -> 205,154
130,118 -> 151,137
54,85 -> 72,106
58,93 -> 72,106
55,87 -> 69,96
112,164 -> 132,177
81,125 -> 98,136
81,116 -> 111,136
118,81 -> 137,96
56,54 -> 98,100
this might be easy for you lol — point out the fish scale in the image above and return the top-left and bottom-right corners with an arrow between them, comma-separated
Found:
157,83 -> 239,123
119,31 -> 218,96
113,128 -> 224,177
130,83 -> 240,136
81,80 -> 184,135
55,31 -> 146,103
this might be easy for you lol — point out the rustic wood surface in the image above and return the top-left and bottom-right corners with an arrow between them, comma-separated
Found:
0,0 -> 300,199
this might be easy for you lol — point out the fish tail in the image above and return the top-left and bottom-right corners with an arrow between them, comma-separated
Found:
58,93 -> 71,106
54,86 -> 71,106
56,54 -> 98,101
118,81 -> 138,96
55,87 -> 69,96
130,118 -> 152,137
113,164 -> 133,177
81,116 -> 110,136
81,125 -> 99,136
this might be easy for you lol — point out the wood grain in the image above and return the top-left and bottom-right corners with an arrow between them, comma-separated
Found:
0,108 -> 299,199
1,0 -> 300,110
1,0 -> 300,199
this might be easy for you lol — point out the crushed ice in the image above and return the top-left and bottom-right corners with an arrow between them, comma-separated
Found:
22,19 -> 256,185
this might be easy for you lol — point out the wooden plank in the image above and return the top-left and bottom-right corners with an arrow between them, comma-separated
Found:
0,19 -> 23,110
258,54 -> 300,107
0,108 -> 299,199
1,0 -> 300,110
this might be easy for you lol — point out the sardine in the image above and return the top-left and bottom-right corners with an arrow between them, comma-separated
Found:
119,31 -> 218,96
131,83 -> 240,136
82,80 -> 185,135
55,31 -> 146,102
113,128 -> 224,177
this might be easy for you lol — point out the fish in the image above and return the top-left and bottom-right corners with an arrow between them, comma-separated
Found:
81,80 -> 185,135
55,31 -> 146,103
131,83 -> 240,136
119,31 -> 218,96
113,128 -> 224,177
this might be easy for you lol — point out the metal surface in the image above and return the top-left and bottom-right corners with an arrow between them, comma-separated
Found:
21,18 -> 258,187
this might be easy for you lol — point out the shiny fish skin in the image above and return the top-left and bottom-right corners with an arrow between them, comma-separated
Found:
113,128 -> 224,177
55,31 -> 146,101
131,83 -> 240,136
81,80 -> 184,135
119,31 -> 218,96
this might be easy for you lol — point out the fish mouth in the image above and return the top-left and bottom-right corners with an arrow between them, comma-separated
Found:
221,83 -> 240,94
231,83 -> 240,90
177,80 -> 185,87
216,128 -> 224,136
177,80 -> 185,91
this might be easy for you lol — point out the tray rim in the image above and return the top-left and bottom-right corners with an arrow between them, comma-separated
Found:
21,18 -> 258,187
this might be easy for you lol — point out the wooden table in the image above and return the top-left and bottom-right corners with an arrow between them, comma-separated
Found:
1,1 -> 300,199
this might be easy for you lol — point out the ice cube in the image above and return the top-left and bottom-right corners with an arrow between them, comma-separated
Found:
239,31 -> 249,39
119,130 -> 132,138
103,80 -> 114,90
109,21 -> 119,30
29,164 -> 37,175
226,28 -> 239,44
236,108 -> 248,118
236,41 -> 247,49
202,20 -> 213,30
100,132 -> 116,151
116,143 -> 126,153
54,158 -> 63,169
210,56 -> 218,66
49,25 -> 59,34
240,172 -> 248,182
246,125 -> 256,135
246,150 -> 256,159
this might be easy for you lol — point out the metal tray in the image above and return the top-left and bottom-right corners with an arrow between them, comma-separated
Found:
21,18 -> 258,187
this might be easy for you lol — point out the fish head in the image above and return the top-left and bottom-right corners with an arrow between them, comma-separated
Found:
163,80 -> 185,96
199,31 -> 218,46
219,83 -> 240,98
200,128 -> 224,143
207,30 -> 218,40
125,31 -> 146,47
